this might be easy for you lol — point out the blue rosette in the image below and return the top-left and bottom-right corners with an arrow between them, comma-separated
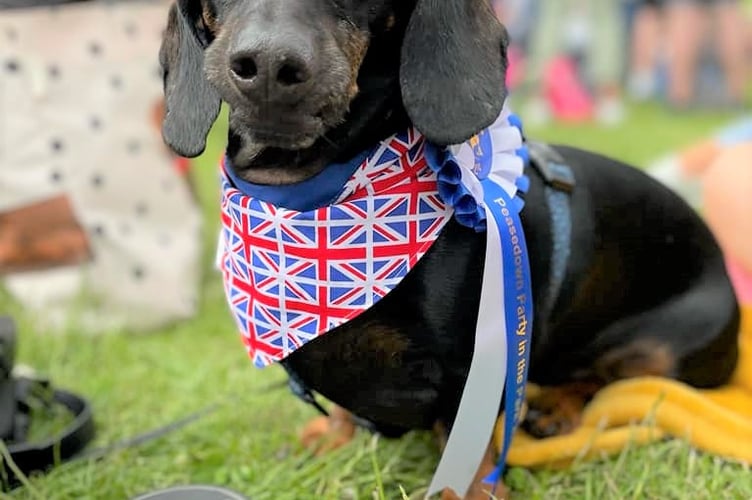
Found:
424,104 -> 531,233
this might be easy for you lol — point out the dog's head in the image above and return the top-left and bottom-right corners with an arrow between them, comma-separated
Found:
160,0 -> 509,183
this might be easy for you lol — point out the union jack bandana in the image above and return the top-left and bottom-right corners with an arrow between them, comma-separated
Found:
218,104 -> 533,497
217,105 -> 528,368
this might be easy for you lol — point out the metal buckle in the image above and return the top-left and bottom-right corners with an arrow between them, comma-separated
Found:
528,142 -> 576,193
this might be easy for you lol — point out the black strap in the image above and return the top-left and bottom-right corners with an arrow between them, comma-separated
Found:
2,377 -> 95,491
281,363 -> 379,433
0,315 -> 95,491
282,364 -> 330,418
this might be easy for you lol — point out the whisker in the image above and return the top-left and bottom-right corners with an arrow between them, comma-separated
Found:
321,134 -> 339,149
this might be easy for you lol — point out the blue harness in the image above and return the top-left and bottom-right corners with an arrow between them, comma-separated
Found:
527,141 -> 576,319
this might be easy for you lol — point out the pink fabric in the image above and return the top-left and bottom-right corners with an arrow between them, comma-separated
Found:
544,57 -> 593,122
506,46 -> 525,90
727,257 -> 752,305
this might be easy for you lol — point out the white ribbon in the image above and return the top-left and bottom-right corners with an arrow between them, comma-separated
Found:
426,104 -> 525,498
425,205 -> 509,498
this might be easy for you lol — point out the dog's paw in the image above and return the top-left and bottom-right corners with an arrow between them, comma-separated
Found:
440,481 -> 509,500
299,406 -> 356,455
436,435 -> 509,500
521,405 -> 580,439
521,382 -> 600,439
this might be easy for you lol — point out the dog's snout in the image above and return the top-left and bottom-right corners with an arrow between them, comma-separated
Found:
228,38 -> 314,100
229,53 -> 259,81
230,49 -> 311,86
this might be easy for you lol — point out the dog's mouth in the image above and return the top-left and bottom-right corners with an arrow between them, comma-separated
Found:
227,108 -> 335,185
226,99 -> 351,184
243,111 -> 326,150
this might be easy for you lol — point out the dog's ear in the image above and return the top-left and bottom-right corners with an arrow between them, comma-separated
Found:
399,0 -> 509,145
159,1 -> 221,158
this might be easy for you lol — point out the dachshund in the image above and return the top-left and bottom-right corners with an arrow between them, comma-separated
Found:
158,0 -> 740,497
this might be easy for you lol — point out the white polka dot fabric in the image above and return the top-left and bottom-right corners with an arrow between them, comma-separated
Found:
0,1 -> 204,334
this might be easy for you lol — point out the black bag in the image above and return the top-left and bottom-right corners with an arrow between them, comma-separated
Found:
0,317 -> 95,490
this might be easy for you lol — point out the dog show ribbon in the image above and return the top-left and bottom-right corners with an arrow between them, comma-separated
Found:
423,110 -> 533,498
217,103 -> 533,498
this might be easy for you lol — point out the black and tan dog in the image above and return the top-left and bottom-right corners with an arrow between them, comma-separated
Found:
158,0 -> 740,497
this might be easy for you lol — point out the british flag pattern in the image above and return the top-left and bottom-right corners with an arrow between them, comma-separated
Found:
218,129 -> 454,367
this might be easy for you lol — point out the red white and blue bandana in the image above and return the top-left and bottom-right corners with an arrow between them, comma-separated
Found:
218,129 -> 453,367
218,106 -> 528,368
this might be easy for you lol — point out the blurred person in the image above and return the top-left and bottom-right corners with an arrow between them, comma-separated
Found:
520,0 -> 627,126
627,0 -> 665,101
745,0 -> 752,81
664,0 -> 748,109
492,0 -> 538,51
491,0 -> 539,91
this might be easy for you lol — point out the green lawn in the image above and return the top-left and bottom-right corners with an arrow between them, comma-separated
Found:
4,101 -> 752,500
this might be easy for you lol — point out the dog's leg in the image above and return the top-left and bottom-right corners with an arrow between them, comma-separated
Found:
300,405 -> 357,455
521,381 -> 602,439
433,422 -> 510,500
523,338 -> 677,438
522,331 -> 707,438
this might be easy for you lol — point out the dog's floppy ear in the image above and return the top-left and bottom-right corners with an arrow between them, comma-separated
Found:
399,0 -> 509,145
159,1 -> 221,158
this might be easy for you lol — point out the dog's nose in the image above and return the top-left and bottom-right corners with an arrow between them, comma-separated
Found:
229,43 -> 313,99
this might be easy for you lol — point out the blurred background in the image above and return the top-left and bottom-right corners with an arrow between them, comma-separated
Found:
495,0 -> 751,124
0,0 -> 750,498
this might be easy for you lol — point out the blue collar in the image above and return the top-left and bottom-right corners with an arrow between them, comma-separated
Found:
223,149 -> 372,212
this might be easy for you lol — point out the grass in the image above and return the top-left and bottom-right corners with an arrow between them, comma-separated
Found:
2,100 -> 751,500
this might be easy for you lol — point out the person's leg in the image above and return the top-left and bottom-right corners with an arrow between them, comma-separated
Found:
587,0 -> 627,123
748,4 -> 752,88
521,0 -> 565,92
520,0 -> 568,123
713,0 -> 748,104
628,1 -> 664,100
664,0 -> 707,107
